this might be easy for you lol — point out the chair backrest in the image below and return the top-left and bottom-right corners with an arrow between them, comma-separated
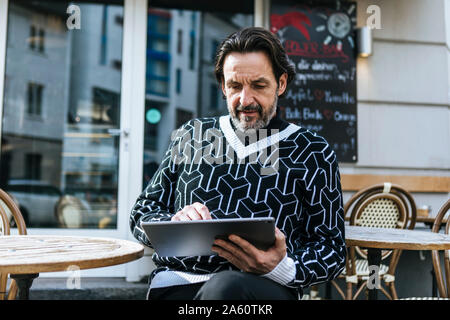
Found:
351,193 -> 408,229
345,182 -> 417,229
430,199 -> 450,298
0,188 -> 27,300
0,201 -> 10,236
0,189 -> 27,234
346,183 -> 416,260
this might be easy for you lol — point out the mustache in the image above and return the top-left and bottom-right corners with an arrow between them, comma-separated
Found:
235,104 -> 262,113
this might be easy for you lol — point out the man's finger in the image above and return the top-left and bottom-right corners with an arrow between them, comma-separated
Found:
183,206 -> 202,220
213,238 -> 251,263
192,202 -> 211,220
274,227 -> 287,247
177,213 -> 191,221
228,234 -> 260,256
212,245 -> 236,264
212,242 -> 248,271
171,211 -> 182,221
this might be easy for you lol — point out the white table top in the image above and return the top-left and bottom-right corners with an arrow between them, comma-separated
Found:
0,235 -> 144,274
345,225 -> 450,250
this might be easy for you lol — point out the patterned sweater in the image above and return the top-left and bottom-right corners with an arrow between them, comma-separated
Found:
130,115 -> 346,296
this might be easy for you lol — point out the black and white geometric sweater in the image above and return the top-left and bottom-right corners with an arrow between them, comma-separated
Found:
130,115 -> 346,295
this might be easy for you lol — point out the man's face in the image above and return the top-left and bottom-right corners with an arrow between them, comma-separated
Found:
221,51 -> 287,132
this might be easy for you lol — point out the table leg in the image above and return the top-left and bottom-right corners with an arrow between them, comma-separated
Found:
366,248 -> 381,300
10,274 -> 39,300
431,269 -> 437,297
325,282 -> 332,299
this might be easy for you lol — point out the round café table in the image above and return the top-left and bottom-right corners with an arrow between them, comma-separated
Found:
0,235 -> 145,299
345,226 -> 450,300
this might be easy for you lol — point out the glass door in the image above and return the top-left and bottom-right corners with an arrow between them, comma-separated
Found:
0,0 -> 126,232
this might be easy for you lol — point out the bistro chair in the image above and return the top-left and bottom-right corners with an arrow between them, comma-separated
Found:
331,183 -> 417,300
400,199 -> 450,300
0,188 -> 27,300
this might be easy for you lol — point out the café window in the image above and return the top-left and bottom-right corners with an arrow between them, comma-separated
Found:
209,84 -> 219,110
29,25 -> 45,53
188,29 -> 195,70
211,39 -> 220,61
177,29 -> 183,54
147,9 -> 171,97
1,1 -> 124,229
25,153 -> 42,180
143,2 -> 254,187
176,68 -> 182,94
27,82 -> 44,116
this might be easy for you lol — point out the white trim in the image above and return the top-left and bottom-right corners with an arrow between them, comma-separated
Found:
0,0 -> 9,146
122,0 -> 148,282
115,0 -> 135,250
219,115 -> 300,159
262,254 -> 296,285
383,182 -> 392,193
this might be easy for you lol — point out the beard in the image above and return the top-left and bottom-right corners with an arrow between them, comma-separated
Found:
229,93 -> 278,133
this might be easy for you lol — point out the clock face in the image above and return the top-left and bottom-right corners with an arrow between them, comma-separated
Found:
327,13 -> 351,39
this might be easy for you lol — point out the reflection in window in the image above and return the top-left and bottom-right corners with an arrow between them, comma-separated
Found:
27,82 -> 44,116
38,29 -> 45,52
176,68 -> 182,94
189,31 -> 195,70
143,101 -> 163,188
147,9 -> 171,97
29,25 -> 36,50
0,1 -> 124,229
177,29 -> 183,54
143,5 -> 253,190
176,108 -> 194,129
210,84 -> 219,110
144,101 -> 162,152
29,25 -> 45,53
25,154 -> 42,180
92,87 -> 120,125
100,6 -> 108,65
211,39 -> 220,61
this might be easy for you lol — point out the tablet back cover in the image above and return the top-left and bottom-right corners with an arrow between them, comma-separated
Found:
142,217 -> 275,257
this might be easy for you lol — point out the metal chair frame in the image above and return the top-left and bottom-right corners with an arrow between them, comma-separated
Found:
331,183 -> 417,300
430,199 -> 450,298
399,199 -> 450,300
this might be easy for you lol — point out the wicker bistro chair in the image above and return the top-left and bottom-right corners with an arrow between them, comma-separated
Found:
0,188 -> 27,300
400,199 -> 450,300
331,183 -> 417,300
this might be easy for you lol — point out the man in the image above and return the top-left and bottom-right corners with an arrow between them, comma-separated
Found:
130,27 -> 346,300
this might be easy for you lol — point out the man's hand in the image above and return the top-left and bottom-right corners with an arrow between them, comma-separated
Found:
211,227 -> 287,274
171,202 -> 211,221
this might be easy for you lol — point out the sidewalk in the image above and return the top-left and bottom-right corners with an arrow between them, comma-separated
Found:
28,277 -> 149,300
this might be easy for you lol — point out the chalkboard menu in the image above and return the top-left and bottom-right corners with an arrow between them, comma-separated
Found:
270,1 -> 357,162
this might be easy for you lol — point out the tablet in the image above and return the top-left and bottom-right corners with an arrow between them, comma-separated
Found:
141,217 -> 275,257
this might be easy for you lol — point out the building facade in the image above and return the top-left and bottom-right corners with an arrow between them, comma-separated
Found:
0,0 -> 448,289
